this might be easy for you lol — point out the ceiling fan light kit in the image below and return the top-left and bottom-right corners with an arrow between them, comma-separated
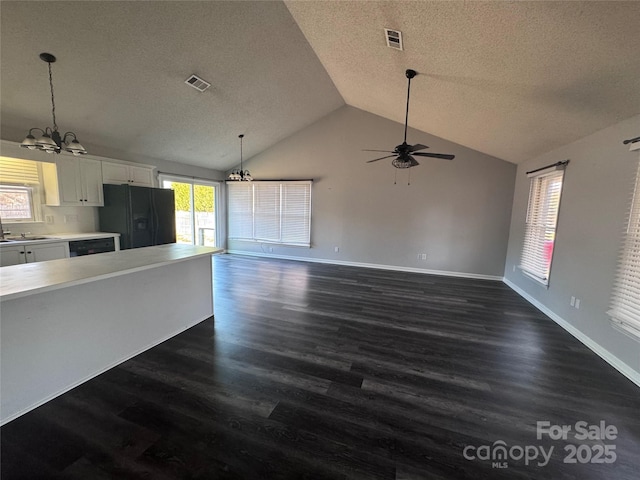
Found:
20,53 -> 88,156
364,68 -> 455,181
227,134 -> 253,181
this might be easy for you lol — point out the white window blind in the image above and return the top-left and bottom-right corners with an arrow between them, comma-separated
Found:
0,157 -> 41,185
228,183 -> 253,240
520,165 -> 565,286
254,183 -> 280,242
609,144 -> 640,340
228,181 -> 311,246
282,183 -> 311,245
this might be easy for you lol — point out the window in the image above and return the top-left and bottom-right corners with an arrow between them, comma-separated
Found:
609,141 -> 640,340
228,181 -> 311,246
158,174 -> 220,247
0,157 -> 42,222
520,163 -> 567,286
0,186 -> 35,221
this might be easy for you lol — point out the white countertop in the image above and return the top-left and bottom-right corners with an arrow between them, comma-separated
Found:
0,244 -> 223,301
0,232 -> 120,247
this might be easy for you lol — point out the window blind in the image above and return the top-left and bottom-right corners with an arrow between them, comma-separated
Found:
282,183 -> 311,245
609,149 -> 640,341
0,157 -> 41,185
254,183 -> 281,242
520,167 -> 565,285
228,183 -> 253,240
227,181 -> 311,246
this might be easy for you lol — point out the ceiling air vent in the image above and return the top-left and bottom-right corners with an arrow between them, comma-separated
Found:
184,74 -> 211,92
384,28 -> 403,51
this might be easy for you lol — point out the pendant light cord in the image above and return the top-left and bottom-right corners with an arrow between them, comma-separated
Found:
239,134 -> 244,175
48,61 -> 58,132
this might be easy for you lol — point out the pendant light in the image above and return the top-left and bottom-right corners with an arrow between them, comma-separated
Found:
20,53 -> 87,156
227,134 -> 252,181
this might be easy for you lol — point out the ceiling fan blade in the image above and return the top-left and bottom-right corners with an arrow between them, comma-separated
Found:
408,143 -> 428,152
412,152 -> 455,160
366,154 -> 397,163
409,157 -> 420,167
362,149 -> 395,153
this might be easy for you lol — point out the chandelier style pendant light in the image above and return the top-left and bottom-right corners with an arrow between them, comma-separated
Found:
20,53 -> 87,156
227,134 -> 252,181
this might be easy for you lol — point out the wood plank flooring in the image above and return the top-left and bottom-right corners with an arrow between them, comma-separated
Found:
2,254 -> 639,479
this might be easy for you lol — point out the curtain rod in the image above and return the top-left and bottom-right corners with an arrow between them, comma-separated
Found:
225,179 -> 314,182
525,160 -> 569,176
623,136 -> 640,145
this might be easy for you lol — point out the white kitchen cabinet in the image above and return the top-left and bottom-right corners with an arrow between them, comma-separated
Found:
102,161 -> 154,187
42,158 -> 104,206
0,242 -> 69,267
0,245 -> 27,266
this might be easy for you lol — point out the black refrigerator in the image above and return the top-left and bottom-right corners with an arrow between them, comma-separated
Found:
99,184 -> 176,250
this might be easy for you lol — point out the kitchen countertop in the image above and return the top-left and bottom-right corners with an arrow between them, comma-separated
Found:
0,244 -> 223,301
0,232 -> 120,246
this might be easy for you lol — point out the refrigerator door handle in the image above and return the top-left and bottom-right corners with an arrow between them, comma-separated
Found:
151,191 -> 158,245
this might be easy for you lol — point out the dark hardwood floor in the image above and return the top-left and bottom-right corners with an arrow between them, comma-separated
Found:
2,254 -> 639,479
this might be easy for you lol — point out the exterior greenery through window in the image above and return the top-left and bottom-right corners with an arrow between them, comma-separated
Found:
520,165 -> 566,286
228,181 -> 311,247
609,144 -> 640,341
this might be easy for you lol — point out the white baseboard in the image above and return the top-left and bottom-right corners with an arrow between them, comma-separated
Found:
503,278 -> 640,388
226,250 -> 503,281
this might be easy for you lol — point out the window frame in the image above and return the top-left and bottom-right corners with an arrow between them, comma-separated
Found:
158,173 -> 222,248
0,158 -> 44,223
519,163 -> 567,287
609,141 -> 640,341
0,185 -> 37,222
227,180 -> 312,247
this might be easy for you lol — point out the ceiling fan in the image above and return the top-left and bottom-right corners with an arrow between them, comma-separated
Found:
364,69 -> 455,169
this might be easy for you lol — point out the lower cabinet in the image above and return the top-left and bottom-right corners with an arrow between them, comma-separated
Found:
0,242 -> 70,267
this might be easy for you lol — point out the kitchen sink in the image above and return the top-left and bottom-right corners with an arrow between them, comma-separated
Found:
5,236 -> 55,241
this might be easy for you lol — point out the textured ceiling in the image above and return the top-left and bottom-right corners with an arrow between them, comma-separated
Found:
0,1 -> 343,171
1,2 -> 639,170
285,1 -> 640,163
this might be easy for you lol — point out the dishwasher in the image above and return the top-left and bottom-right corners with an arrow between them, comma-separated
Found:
68,237 -> 116,257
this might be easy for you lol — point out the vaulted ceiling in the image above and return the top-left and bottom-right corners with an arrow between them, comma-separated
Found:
1,1 -> 639,170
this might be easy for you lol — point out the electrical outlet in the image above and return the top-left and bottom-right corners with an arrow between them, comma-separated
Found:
570,296 -> 576,307
421,253 -> 427,260
512,265 -> 516,272
45,215 -> 55,224
64,214 -> 78,223
334,246 -> 339,253
575,298 -> 581,309
269,247 -> 273,252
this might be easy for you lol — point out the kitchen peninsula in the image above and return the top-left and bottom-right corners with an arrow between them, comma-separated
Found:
0,244 -> 222,425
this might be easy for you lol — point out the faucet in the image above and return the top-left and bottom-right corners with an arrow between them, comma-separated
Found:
0,214 -> 7,240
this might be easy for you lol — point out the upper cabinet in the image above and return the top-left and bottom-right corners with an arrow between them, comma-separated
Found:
102,162 -> 154,187
42,158 -> 104,207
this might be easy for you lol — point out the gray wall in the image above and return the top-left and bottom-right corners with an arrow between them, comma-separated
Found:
504,114 -> 640,379
228,106 -> 516,278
